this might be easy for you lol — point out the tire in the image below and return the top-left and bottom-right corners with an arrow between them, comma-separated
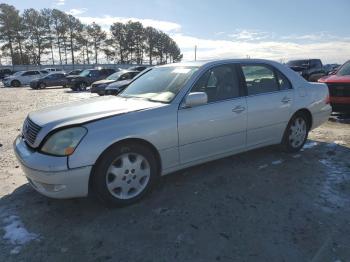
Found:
39,82 -> 46,89
11,80 -> 20,87
78,82 -> 87,91
92,143 -> 158,207
282,113 -> 310,152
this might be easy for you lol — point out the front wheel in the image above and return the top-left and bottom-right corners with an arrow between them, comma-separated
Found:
39,82 -> 46,89
92,143 -> 158,207
282,113 -> 309,152
11,80 -> 20,87
78,82 -> 87,91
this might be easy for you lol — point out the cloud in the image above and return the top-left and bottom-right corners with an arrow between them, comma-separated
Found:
228,29 -> 273,41
66,8 -> 88,16
55,0 -> 65,6
172,33 -> 350,64
77,15 -> 181,33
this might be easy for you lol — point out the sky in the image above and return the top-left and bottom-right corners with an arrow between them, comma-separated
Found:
4,0 -> 350,64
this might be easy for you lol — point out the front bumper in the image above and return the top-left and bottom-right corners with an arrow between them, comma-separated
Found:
14,136 -> 92,199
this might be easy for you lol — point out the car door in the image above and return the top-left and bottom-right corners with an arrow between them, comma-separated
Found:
178,64 -> 247,164
240,64 -> 293,149
27,71 -> 41,84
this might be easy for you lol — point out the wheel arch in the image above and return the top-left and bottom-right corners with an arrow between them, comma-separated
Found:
11,79 -> 21,86
294,108 -> 313,129
88,138 -> 162,193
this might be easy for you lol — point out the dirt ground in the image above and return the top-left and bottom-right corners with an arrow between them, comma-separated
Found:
0,86 -> 349,262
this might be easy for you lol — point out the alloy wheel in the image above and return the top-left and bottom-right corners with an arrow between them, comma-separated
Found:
105,153 -> 151,200
288,117 -> 307,148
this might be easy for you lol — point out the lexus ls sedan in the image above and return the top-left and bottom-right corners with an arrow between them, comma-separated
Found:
14,59 -> 331,206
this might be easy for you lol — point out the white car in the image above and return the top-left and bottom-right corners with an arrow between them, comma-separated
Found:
3,70 -> 45,87
14,59 -> 331,206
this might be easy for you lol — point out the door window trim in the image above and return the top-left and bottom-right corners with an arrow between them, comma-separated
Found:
179,62 -> 246,109
238,63 -> 293,98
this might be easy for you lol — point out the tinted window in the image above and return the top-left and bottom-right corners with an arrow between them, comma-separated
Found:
337,61 -> 350,76
191,65 -> 241,103
241,65 -> 279,95
23,71 -> 40,76
89,70 -> 100,77
310,60 -> 322,69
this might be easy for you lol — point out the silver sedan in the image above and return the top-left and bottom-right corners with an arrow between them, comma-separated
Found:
14,59 -> 331,206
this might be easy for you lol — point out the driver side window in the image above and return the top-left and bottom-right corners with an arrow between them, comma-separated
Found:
191,65 -> 241,103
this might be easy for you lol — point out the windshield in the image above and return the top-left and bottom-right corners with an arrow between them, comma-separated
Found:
337,61 -> 350,76
107,71 -> 124,80
287,60 -> 309,67
79,70 -> 96,77
120,66 -> 198,103
13,71 -> 24,76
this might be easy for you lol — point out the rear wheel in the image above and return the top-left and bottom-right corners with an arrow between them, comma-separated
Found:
78,82 -> 87,91
92,143 -> 158,207
282,113 -> 309,152
11,80 -> 20,87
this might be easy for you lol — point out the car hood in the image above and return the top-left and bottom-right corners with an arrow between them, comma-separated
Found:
318,74 -> 350,83
92,79 -> 115,86
106,80 -> 131,90
28,96 -> 165,129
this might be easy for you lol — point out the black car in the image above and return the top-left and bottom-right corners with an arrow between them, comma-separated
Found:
66,68 -> 116,91
104,80 -> 132,96
90,70 -> 140,95
30,72 -> 68,89
287,59 -> 326,82
68,69 -> 83,76
0,68 -> 13,79
128,65 -> 148,72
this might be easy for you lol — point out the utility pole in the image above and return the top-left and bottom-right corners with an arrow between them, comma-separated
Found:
195,45 -> 197,61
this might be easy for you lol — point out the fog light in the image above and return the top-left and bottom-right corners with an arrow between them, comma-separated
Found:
53,184 -> 67,192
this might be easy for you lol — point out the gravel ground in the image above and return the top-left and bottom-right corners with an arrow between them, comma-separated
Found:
0,86 -> 350,262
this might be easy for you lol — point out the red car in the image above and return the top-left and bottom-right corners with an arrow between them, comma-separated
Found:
318,60 -> 350,112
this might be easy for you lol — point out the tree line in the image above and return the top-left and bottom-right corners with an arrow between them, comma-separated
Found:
0,3 -> 183,65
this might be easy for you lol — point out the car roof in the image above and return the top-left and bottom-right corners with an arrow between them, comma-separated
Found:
158,58 -> 283,68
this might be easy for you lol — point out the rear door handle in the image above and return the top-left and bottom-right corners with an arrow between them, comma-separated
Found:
281,97 -> 291,104
232,105 -> 246,113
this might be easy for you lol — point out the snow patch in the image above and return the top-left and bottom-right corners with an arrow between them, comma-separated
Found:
271,160 -> 283,165
303,141 -> 318,149
2,213 -> 39,254
258,164 -> 268,170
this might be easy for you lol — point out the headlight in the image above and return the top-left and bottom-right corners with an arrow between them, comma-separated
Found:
41,127 -> 87,156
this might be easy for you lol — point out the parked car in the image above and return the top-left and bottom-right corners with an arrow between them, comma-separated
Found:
105,80 -> 133,96
90,70 -> 140,96
30,72 -> 68,89
323,64 -> 341,75
39,70 -> 50,75
3,70 -> 44,87
44,68 -> 62,72
68,69 -> 83,76
66,68 -> 116,91
105,68 -> 152,96
0,68 -> 13,79
318,60 -> 350,112
14,59 -> 331,206
287,59 -> 326,82
128,65 -> 148,72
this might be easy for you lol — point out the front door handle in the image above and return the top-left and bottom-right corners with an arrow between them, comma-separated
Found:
232,105 -> 246,113
281,97 -> 291,104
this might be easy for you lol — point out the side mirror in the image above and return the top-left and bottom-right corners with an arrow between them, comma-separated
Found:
184,92 -> 208,108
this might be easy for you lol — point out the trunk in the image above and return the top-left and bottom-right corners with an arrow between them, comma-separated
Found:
50,38 -> 55,65
16,34 -> 23,65
57,36 -> 62,65
8,36 -> 14,65
94,40 -> 98,64
63,40 -> 68,64
70,32 -> 74,65
85,42 -> 90,64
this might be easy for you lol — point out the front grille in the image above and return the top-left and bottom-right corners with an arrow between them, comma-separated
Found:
326,83 -> 350,97
22,117 -> 41,146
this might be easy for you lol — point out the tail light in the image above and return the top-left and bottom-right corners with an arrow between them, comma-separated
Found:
324,94 -> 330,104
